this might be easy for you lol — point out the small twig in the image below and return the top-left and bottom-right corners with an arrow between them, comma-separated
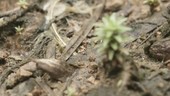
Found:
51,23 -> 66,47
134,21 -> 158,25
48,0 -> 66,47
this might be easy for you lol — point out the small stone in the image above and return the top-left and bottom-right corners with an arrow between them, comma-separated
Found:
87,76 -> 95,84
105,0 -> 124,11
149,38 -> 170,61
140,5 -> 151,19
0,50 -> 9,59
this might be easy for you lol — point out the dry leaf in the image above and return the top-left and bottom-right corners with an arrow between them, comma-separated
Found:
33,59 -> 74,81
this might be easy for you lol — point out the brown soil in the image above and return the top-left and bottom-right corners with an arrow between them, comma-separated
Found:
0,0 -> 170,96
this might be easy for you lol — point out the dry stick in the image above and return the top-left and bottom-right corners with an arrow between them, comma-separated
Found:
61,0 -> 106,61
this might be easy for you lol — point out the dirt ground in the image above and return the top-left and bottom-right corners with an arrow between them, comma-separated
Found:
0,0 -> 170,96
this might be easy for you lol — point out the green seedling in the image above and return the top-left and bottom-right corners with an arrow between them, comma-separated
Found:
0,18 -> 5,25
65,87 -> 76,96
15,26 -> 24,34
17,0 -> 29,9
95,13 -> 131,61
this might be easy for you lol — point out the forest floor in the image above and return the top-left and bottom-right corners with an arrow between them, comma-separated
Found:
0,0 -> 170,96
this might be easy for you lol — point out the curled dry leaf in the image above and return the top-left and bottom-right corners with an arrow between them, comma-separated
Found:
33,59 -> 74,81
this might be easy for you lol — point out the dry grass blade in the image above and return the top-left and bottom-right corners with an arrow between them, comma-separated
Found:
48,0 -> 66,48
51,23 -> 66,47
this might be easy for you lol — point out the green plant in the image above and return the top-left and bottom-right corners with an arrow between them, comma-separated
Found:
65,87 -> 76,96
15,26 -> 24,34
95,13 -> 131,61
95,13 -> 137,92
17,0 -> 29,9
